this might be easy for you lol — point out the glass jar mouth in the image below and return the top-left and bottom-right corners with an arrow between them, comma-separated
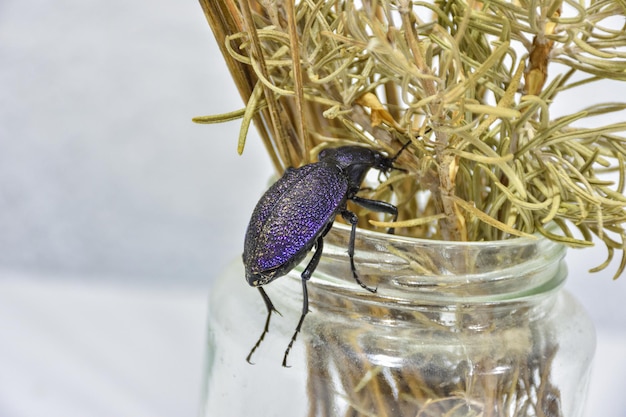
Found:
331,221 -> 550,249
294,222 -> 567,304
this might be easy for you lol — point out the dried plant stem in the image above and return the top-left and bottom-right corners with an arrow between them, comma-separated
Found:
198,0 -> 626,278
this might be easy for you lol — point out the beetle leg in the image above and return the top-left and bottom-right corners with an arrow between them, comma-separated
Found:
282,279 -> 308,368
282,235 -> 324,367
301,234 -> 325,281
351,196 -> 399,234
246,287 -> 281,364
341,209 -> 377,293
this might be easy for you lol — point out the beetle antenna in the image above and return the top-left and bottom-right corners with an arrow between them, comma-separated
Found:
390,127 -> 432,164
388,127 -> 432,171
390,139 -> 412,164
385,139 -> 414,175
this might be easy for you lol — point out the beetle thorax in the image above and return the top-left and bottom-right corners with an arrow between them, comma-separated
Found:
318,146 -> 386,188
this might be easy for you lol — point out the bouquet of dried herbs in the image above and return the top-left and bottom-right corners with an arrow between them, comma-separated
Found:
197,0 -> 626,277
196,0 -> 625,415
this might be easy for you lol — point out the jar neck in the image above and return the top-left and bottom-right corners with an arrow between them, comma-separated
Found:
300,223 -> 567,306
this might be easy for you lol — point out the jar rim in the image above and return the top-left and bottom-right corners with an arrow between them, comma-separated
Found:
331,222 -> 556,248
299,222 -> 568,303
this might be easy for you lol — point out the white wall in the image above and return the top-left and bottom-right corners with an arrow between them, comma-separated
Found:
0,0 -> 273,285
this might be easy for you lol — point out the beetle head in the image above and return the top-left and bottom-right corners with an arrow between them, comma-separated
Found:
375,140 -> 411,173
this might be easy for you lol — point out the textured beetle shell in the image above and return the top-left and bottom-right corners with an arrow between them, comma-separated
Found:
243,163 -> 349,286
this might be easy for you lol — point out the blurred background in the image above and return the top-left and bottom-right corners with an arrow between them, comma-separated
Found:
0,1 -> 624,416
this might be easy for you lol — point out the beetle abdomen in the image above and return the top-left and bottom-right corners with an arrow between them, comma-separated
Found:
243,163 -> 348,283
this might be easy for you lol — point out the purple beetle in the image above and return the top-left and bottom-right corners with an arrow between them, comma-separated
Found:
243,143 -> 409,366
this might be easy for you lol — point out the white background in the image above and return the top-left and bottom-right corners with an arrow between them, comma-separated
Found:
0,1 -> 625,416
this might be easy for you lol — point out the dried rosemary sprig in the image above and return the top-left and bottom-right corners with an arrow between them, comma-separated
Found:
196,0 -> 626,278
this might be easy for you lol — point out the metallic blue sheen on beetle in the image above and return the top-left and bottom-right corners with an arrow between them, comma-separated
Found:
243,143 -> 409,367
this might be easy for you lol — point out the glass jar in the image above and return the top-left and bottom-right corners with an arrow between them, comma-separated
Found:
201,223 -> 596,417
